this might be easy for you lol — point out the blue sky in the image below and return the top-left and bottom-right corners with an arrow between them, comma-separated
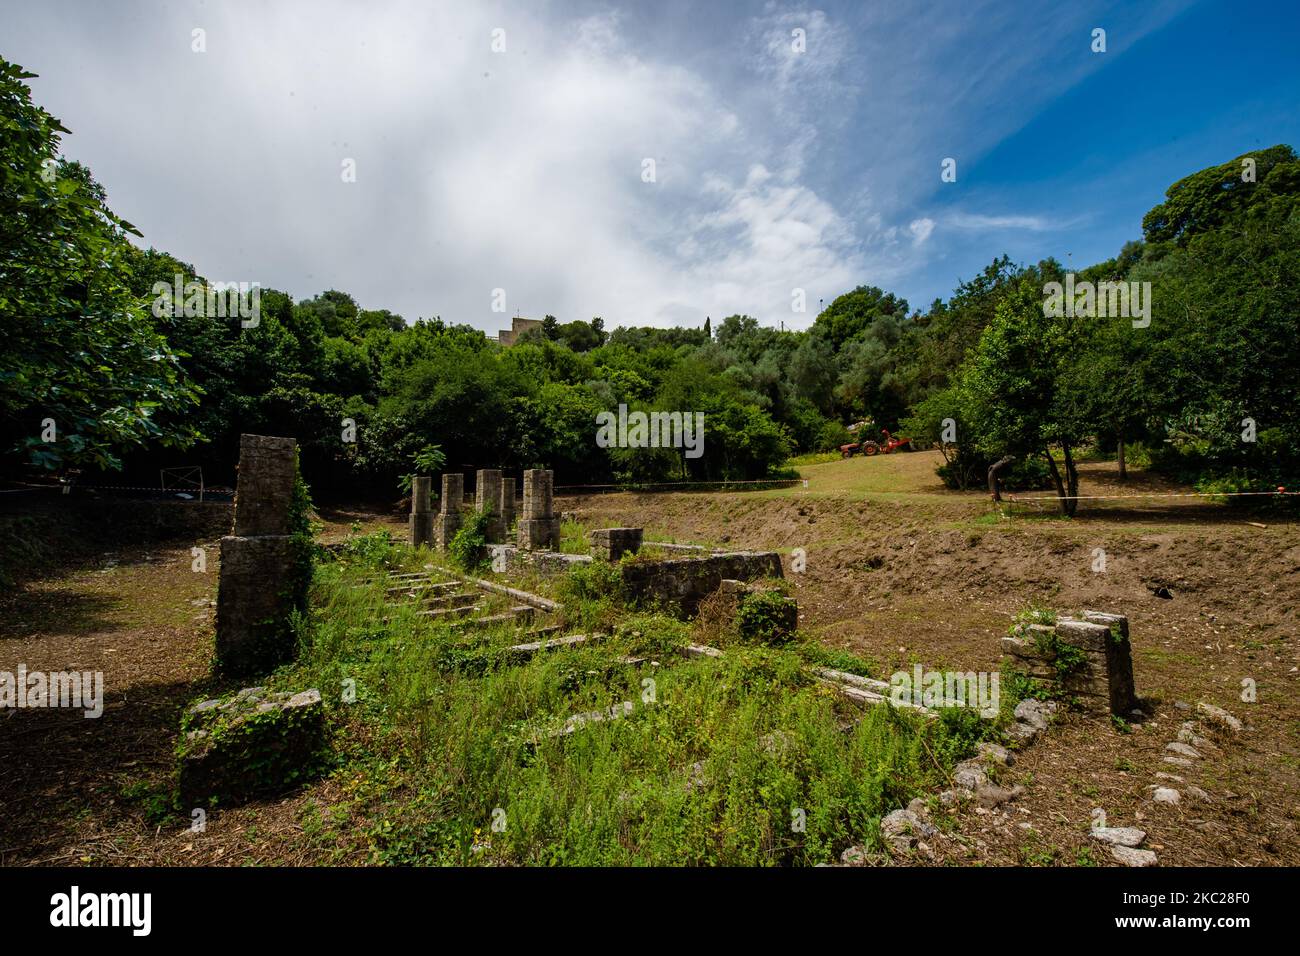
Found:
1,0 -> 1296,329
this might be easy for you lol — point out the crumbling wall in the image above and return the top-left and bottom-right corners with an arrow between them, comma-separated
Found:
620,551 -> 784,613
1001,610 -> 1138,717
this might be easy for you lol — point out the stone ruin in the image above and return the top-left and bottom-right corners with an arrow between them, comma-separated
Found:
179,686 -> 326,804
435,472 -> 463,550
411,469 -> 523,551
589,527 -> 642,561
1001,610 -> 1138,717
408,475 -> 434,548
518,468 -> 560,550
215,434 -> 300,676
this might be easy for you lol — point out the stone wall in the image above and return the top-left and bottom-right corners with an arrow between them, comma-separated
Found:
620,551 -> 784,613
1001,610 -> 1138,717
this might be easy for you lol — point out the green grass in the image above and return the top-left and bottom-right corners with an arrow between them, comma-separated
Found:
262,531 -> 1008,866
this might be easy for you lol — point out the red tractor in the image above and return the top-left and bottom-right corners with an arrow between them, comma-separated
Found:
857,428 -> 912,456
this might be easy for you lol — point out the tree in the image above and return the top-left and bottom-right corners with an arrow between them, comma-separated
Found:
960,278 -> 1094,515
0,59 -> 200,473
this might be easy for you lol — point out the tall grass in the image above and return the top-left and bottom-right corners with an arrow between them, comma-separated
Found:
281,532 -> 996,865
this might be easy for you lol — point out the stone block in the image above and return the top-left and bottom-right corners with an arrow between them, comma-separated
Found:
476,469 -> 504,542
518,516 -> 561,551
410,476 -> 433,514
620,551 -> 784,614
590,527 -> 643,561
231,435 -> 297,536
409,512 -> 434,549
499,478 -> 515,533
440,473 -> 464,515
436,512 -> 462,552
179,687 -> 325,803
215,535 -> 297,675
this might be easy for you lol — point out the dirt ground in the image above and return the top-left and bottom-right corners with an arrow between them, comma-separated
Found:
2,450 -> 1297,866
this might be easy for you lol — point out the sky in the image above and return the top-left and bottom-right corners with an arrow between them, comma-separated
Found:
2,0 -> 1298,332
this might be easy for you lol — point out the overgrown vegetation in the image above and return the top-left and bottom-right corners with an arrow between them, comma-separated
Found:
266,533 -> 1006,865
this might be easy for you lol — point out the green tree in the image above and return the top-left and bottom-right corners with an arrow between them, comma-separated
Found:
0,59 -> 200,473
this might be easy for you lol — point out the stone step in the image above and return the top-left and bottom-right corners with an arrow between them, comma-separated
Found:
684,644 -> 724,659
452,605 -> 535,630
419,603 -> 484,620
811,667 -> 891,693
508,632 -> 604,659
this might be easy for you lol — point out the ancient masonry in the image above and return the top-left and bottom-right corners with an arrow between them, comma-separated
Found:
215,434 -> 299,676
408,476 -> 434,548
499,477 -> 515,537
518,468 -> 561,550
589,527 -> 642,561
435,472 -> 463,550
476,468 -> 505,542
1000,610 -> 1138,717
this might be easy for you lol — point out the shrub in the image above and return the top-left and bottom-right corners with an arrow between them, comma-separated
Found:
736,589 -> 798,645
449,508 -> 491,572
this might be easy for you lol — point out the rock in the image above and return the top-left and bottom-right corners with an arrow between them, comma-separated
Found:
1162,756 -> 1195,768
1090,826 -> 1147,847
1177,723 -> 1212,749
976,741 -> 1014,766
880,809 -> 936,853
178,686 -> 326,803
1007,721 -> 1040,743
1165,741 -> 1201,759
1184,785 -> 1212,803
1154,772 -> 1185,782
938,788 -> 971,806
1014,699 -> 1059,731
1174,700 -> 1192,712
976,783 -> 1024,808
1152,787 -> 1181,805
1111,845 -> 1159,867
1197,702 -> 1243,732
953,760 -> 988,789
840,846 -> 869,866
907,798 -> 929,817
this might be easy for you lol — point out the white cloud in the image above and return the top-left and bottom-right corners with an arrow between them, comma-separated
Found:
908,217 -> 935,246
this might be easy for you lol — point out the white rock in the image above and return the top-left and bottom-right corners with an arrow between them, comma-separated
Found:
1152,787 -> 1181,805
1165,741 -> 1201,759
1111,845 -> 1158,867
1196,702 -> 1243,732
1090,826 -> 1147,847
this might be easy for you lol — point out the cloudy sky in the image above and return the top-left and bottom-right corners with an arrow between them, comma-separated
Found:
3,0 -> 1298,331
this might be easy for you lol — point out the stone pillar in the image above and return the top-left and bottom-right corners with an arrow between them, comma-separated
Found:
1000,610 -> 1137,717
216,435 -> 300,676
589,527 -> 643,561
408,476 -> 434,548
436,473 -> 464,551
518,468 -> 560,551
475,469 -> 504,542
499,478 -> 516,536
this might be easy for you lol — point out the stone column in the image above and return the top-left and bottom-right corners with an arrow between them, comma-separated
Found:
499,477 -> 516,535
475,469 -> 504,542
518,468 -> 560,550
408,476 -> 434,548
216,435 -> 300,676
436,473 -> 464,551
